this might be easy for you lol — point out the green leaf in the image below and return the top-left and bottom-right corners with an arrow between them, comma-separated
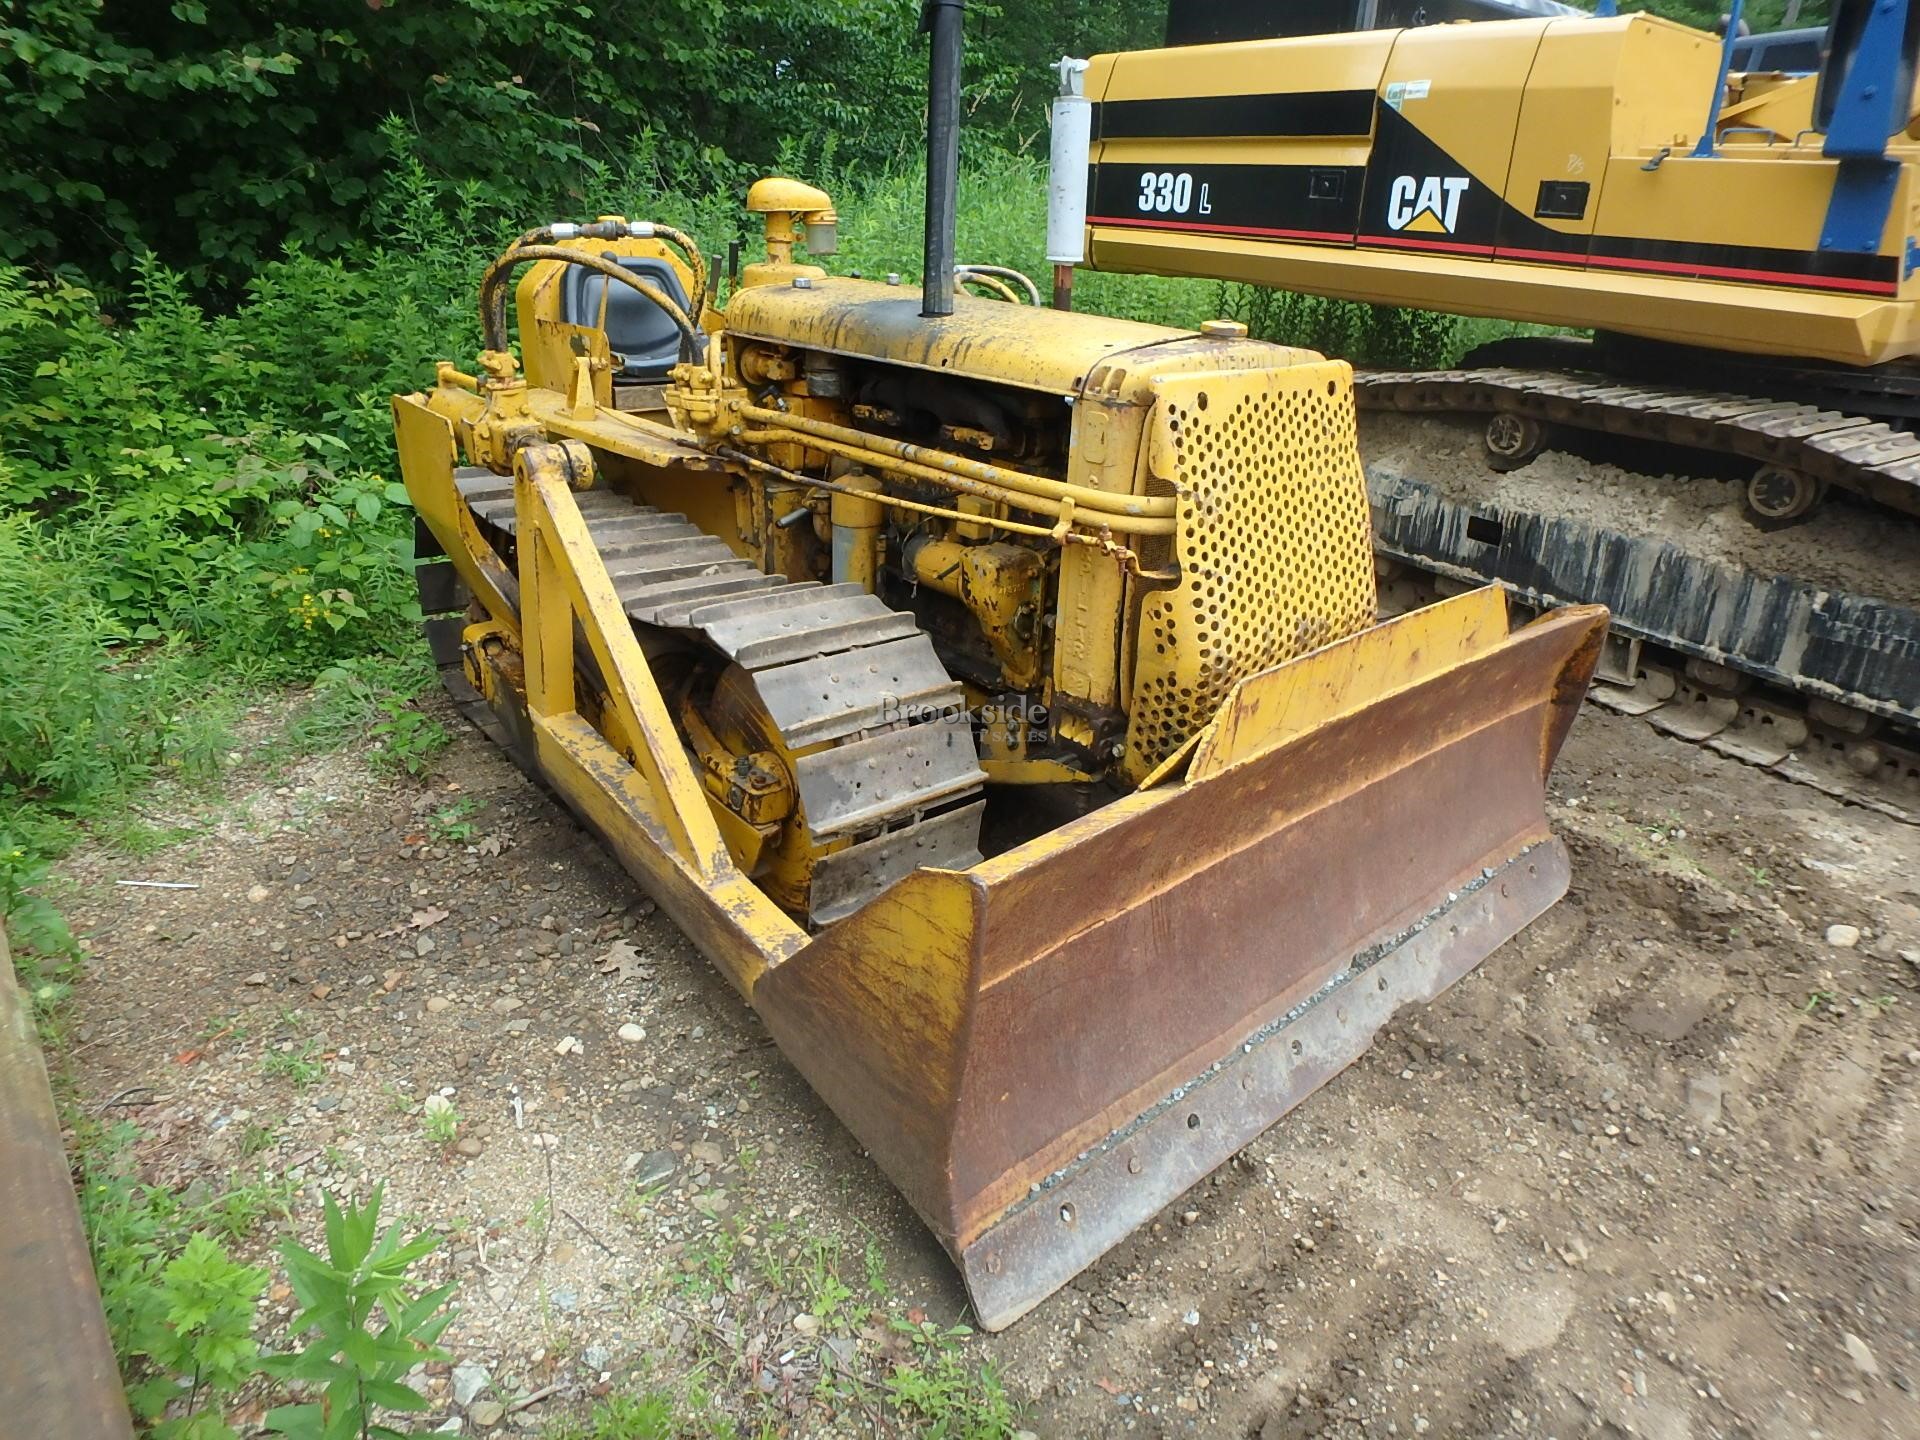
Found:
362,1377 -> 429,1411
342,1325 -> 381,1371
262,1402 -> 325,1440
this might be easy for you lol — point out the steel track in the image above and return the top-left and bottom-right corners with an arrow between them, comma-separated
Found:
1356,367 -> 1920,822
1358,367 -> 1920,516
416,469 -> 985,924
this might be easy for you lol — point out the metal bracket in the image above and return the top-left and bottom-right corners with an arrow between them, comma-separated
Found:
1821,156 -> 1902,254
1817,0 -> 1916,253
1689,0 -> 1746,158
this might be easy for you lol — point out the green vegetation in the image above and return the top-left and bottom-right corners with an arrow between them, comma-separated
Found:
261,1185 -> 457,1440
2,2 -> 1166,288
654,1218 -> 1021,1436
79,1126 -> 304,1438
419,1095 -> 460,1148
263,1039 -> 326,1090
544,1391 -> 737,1440
423,797 -> 482,846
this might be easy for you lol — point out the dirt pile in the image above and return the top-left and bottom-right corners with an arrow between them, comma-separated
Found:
1363,411 -> 1920,608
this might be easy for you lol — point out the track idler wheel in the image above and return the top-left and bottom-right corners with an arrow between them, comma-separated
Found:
1483,412 -> 1546,472
1745,464 -> 1826,529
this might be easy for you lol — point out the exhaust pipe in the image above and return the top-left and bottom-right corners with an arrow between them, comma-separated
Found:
1046,57 -> 1091,310
921,0 -> 964,318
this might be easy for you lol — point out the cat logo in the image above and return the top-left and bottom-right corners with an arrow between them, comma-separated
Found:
1387,175 -> 1471,234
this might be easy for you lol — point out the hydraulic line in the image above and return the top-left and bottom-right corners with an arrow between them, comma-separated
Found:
736,404 -> 1177,524
716,446 -> 1170,576
480,246 -> 701,356
956,264 -> 1042,304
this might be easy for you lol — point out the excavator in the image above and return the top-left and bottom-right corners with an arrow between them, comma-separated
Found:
393,4 -> 1604,1328
1055,0 -> 1920,815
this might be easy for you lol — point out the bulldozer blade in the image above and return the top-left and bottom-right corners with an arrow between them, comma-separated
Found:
751,592 -> 1606,1330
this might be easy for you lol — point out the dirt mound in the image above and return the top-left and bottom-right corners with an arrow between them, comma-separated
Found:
1362,411 -> 1920,609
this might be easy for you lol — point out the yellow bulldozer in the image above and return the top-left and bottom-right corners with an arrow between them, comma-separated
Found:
393,4 -> 1605,1328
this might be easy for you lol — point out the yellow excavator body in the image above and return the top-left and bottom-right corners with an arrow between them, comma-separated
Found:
1082,13 -> 1920,368
394,189 -> 1605,1327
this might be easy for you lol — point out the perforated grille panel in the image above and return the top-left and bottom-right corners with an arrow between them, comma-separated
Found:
1125,363 -> 1378,777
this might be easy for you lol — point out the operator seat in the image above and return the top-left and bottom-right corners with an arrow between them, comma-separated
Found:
560,255 -> 692,382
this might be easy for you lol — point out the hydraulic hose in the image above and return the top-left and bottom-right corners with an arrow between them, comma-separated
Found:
956,264 -> 1042,304
479,245 -> 702,359
505,220 -> 709,304
737,404 -> 1176,523
956,271 -> 1025,306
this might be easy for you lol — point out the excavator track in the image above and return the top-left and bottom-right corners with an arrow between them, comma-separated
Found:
1356,378 -> 1920,821
1358,368 -> 1920,517
417,469 -> 986,925
1376,554 -> 1920,823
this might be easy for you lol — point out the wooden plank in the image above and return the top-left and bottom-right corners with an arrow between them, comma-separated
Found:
0,925 -> 134,1438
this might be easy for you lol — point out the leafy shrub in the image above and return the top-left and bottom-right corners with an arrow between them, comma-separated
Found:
826,152 -> 1221,330
1215,284 -> 1471,370
80,1141 -> 272,1440
131,1235 -> 271,1440
2,0 -> 1115,289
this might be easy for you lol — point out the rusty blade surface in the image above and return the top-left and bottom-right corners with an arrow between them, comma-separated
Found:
752,603 -> 1606,1328
959,839 -> 1568,1329
0,926 -> 136,1438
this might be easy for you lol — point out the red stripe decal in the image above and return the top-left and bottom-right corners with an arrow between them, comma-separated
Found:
1087,215 -> 1350,244
1496,245 -> 1898,296
1090,217 -> 1898,297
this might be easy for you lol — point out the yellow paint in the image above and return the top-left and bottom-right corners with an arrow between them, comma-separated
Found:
1189,587 -> 1510,780
723,275 -> 1309,398
1090,225 -> 1920,366
1085,13 -> 1920,368
389,182 -> 1614,1322
534,710 -> 804,997
392,394 -> 518,625
1124,363 -> 1378,781
513,442 -> 729,877
828,470 -> 886,590
908,535 -> 1045,690
741,177 -> 836,288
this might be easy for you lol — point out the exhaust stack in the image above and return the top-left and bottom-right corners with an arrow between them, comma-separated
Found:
1046,57 -> 1091,310
921,0 -> 964,317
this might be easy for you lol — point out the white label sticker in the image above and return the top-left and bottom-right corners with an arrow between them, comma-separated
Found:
1386,79 -> 1432,111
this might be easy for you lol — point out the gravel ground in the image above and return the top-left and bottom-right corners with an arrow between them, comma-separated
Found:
58,685 -> 1920,1438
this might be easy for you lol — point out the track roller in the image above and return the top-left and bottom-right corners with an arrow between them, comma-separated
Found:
1745,464 -> 1826,529
1484,412 -> 1546,472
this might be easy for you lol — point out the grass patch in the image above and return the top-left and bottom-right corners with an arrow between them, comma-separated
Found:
262,1039 -> 326,1091
636,1217 -> 1022,1438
